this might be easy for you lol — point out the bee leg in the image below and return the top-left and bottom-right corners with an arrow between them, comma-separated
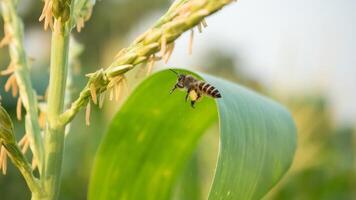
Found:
196,93 -> 201,101
185,89 -> 191,102
190,92 -> 200,108
170,85 -> 177,94
190,100 -> 196,108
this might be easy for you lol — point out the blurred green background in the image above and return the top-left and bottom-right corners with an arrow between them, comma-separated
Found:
0,0 -> 355,199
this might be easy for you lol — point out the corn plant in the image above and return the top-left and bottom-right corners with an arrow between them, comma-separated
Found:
0,0 -> 297,199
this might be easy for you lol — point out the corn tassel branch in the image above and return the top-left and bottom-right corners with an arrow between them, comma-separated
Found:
0,0 -> 44,174
59,0 -> 234,126
72,0 -> 95,32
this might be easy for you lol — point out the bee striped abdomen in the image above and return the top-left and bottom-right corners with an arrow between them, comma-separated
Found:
198,82 -> 222,98
198,82 -> 204,90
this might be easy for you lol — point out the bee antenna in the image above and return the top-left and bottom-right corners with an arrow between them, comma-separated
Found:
169,69 -> 179,76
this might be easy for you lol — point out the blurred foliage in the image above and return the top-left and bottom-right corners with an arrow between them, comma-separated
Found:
201,48 -> 355,200
201,48 -> 264,92
265,99 -> 355,200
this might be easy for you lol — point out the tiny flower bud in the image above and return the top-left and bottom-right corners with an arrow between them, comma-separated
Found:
107,65 -> 134,78
61,5 -> 71,22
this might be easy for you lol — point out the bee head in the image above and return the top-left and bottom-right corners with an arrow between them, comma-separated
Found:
177,74 -> 186,88
169,69 -> 185,88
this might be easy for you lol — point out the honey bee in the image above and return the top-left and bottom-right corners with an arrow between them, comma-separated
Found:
169,69 -> 222,108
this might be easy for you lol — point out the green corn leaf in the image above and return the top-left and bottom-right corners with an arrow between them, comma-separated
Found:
88,69 -> 297,200
0,105 -> 15,144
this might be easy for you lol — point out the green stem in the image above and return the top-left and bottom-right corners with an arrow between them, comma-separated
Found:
3,143 -> 43,198
43,22 -> 70,200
